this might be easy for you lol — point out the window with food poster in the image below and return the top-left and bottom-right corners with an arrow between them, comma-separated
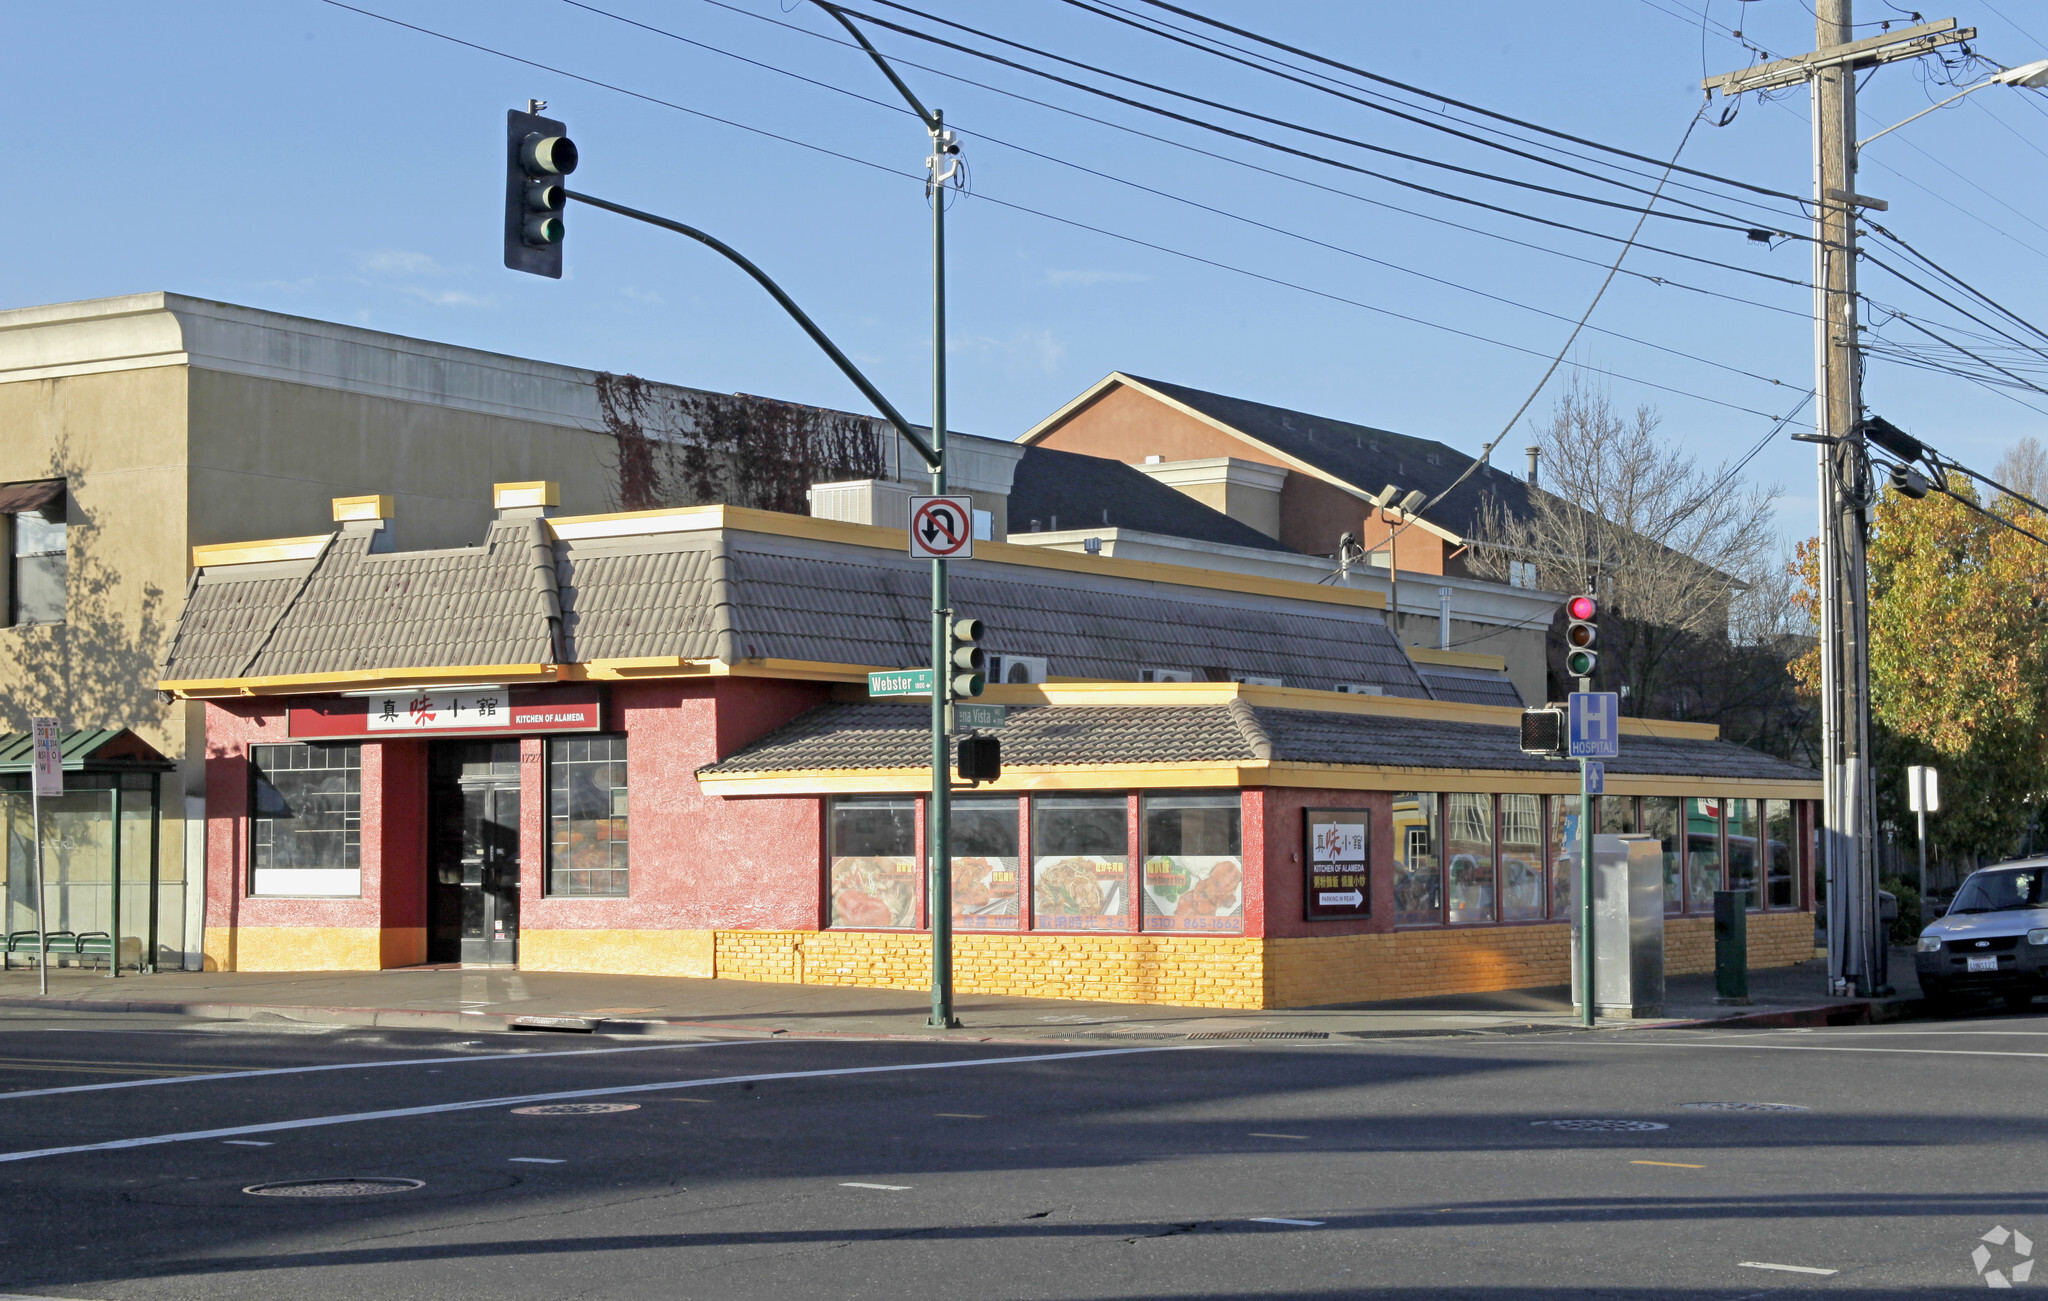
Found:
827,796 -> 920,929
1304,807 -> 1371,921
1140,792 -> 1244,933
1030,794 -> 1130,931
949,796 -> 1020,930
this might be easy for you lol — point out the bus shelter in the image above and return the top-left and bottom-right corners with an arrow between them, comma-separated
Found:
0,729 -> 176,974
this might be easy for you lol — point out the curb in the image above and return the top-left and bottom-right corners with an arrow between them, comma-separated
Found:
1650,996 -> 1921,1030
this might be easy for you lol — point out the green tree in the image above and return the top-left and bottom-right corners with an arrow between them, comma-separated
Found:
1796,483 -> 2048,862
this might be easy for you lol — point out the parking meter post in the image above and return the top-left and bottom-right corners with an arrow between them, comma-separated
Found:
1713,889 -> 1751,1005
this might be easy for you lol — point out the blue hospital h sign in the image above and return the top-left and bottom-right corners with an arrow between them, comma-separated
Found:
1568,691 -> 1620,759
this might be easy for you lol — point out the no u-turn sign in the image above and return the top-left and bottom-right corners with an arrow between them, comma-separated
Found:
909,496 -> 974,558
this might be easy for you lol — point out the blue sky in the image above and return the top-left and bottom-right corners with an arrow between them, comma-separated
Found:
15,2 -> 2048,544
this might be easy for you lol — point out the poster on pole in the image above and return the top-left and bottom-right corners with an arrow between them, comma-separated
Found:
908,496 -> 974,559
30,716 -> 62,798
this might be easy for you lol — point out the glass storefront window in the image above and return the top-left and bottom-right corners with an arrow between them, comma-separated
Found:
1766,799 -> 1797,909
547,734 -> 628,897
1549,794 -> 1580,918
1141,793 -> 1243,934
249,744 -> 360,897
1600,795 -> 1635,835
1032,795 -> 1129,931
1391,792 -> 1442,925
828,797 -> 919,929
950,797 -> 1020,931
1725,798 -> 1760,908
1687,797 -> 1724,911
1641,796 -> 1682,915
1497,795 -> 1543,922
1444,794 -> 1495,924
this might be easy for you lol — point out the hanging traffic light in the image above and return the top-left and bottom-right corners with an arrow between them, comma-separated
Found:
505,106 -> 577,278
1564,593 -> 1598,680
948,616 -> 986,698
957,733 -> 1002,784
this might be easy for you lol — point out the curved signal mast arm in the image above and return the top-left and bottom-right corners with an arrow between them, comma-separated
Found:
563,187 -> 940,471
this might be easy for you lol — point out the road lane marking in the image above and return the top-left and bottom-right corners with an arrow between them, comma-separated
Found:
841,1182 -> 911,1190
935,1113 -> 986,1118
1630,1160 -> 1704,1168
510,1157 -> 565,1164
1739,1262 -> 1837,1276
222,1140 -> 273,1147
1251,1217 -> 1324,1226
0,1045 -> 1200,1165
1526,1039 -> 2048,1062
0,1040 -> 728,1100
1249,1132 -> 1309,1140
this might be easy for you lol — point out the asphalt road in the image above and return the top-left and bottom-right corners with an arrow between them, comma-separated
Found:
0,1008 -> 2037,1299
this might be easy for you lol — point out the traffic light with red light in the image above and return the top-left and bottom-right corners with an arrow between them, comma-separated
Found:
1565,593 -> 1598,680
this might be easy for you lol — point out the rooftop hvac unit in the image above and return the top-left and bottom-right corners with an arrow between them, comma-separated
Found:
806,479 -> 913,530
1232,675 -> 1283,688
1140,668 -> 1195,683
1336,683 -> 1385,696
985,653 -> 1047,685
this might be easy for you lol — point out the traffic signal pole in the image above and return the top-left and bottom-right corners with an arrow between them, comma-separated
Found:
812,0 -> 963,1027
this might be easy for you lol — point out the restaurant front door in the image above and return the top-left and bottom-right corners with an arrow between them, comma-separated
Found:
428,741 -> 521,966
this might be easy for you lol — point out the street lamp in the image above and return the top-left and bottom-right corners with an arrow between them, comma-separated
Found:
1369,484 -> 1427,643
1857,59 -> 2048,150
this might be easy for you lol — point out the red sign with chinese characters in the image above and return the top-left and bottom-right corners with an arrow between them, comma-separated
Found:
288,686 -> 603,739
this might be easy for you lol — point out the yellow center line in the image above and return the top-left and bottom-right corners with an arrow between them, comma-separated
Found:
1630,1160 -> 1705,1168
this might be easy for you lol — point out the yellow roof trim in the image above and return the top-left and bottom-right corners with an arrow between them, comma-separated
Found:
191,535 -> 330,568
696,759 -> 1820,798
162,664 -> 555,698
331,494 -> 393,522
1406,646 -> 1508,672
546,502 -> 1386,612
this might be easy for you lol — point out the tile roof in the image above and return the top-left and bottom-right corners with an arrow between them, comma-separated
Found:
1127,375 -> 1542,540
699,700 -> 1821,785
165,514 -> 1432,698
1007,445 -> 1295,553
1418,669 -> 1525,709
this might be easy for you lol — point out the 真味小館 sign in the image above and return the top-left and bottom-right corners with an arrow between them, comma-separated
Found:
288,686 -> 603,739
1304,808 -> 1371,921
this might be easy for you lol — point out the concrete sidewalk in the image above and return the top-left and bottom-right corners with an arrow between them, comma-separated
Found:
0,953 -> 1919,1043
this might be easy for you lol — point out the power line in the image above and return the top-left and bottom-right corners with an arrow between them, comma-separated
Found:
1129,0 -> 1813,206
680,0 -> 1819,309
314,0 -> 1792,421
838,0 -> 1803,242
1050,0 -> 1810,229
560,0 -> 1799,391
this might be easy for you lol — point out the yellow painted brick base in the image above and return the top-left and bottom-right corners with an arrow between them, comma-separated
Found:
521,929 -> 715,978
203,925 -> 390,972
712,930 -> 1266,1009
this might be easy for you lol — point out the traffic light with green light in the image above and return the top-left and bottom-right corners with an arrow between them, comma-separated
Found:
504,107 -> 577,278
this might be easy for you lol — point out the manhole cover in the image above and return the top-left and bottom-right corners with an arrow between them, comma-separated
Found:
511,1102 -> 642,1115
1682,1102 -> 1809,1112
1530,1119 -> 1670,1132
244,1177 -> 424,1198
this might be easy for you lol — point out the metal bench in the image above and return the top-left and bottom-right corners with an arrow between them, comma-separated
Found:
3,929 -> 116,970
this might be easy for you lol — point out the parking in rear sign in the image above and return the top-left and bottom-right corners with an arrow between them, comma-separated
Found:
909,496 -> 974,559
1568,691 -> 1620,759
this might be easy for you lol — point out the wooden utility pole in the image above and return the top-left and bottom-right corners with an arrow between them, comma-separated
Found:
1705,6 -> 1972,997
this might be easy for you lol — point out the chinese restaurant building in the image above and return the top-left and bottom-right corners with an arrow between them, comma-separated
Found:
162,488 -> 1823,1009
